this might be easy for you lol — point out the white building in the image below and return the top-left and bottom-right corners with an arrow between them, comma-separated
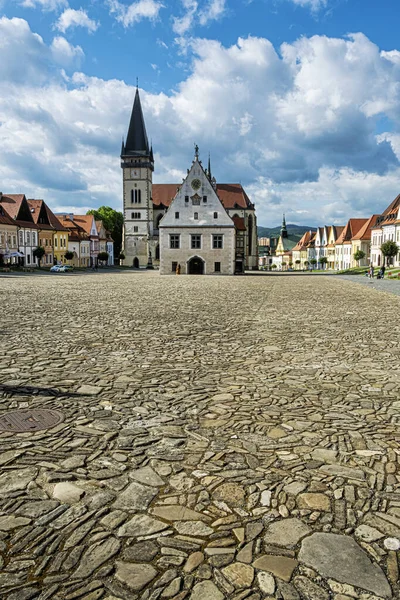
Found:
159,151 -> 236,275
121,88 -> 258,273
371,194 -> 400,267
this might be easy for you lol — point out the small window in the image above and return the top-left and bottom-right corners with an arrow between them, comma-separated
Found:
191,234 -> 201,249
203,196 -> 207,203
214,262 -> 221,272
172,261 -> 178,272
194,212 -> 198,220
131,212 -> 141,219
175,212 -> 179,219
170,234 -> 180,249
134,226 -> 138,232
27,255 -> 30,264
213,235 -> 223,249
185,196 -> 189,203
55,237 -> 58,248
214,212 -> 218,219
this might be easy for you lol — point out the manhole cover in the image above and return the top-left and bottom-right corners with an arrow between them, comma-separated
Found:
0,409 -> 65,432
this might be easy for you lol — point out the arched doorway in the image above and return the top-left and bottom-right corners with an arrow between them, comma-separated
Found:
133,257 -> 139,268
188,256 -> 204,274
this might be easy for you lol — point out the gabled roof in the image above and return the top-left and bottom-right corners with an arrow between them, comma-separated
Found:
292,230 -> 315,251
152,183 -> 253,210
28,199 -> 69,232
73,215 -> 98,236
0,204 -> 18,227
58,216 -> 89,241
336,219 -> 368,244
352,215 -> 380,241
372,193 -> 400,229
1,194 -> 38,228
123,88 -> 150,157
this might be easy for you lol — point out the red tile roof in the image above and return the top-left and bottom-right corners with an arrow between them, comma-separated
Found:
0,194 -> 25,220
336,219 -> 368,244
352,215 -> 380,241
0,205 -> 17,226
292,230 -> 315,251
73,215 -> 98,236
152,183 -> 253,210
372,193 -> 400,229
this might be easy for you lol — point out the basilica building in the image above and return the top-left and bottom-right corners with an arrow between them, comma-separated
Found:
121,88 -> 258,274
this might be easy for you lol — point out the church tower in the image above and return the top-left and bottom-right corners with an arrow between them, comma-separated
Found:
121,87 -> 154,267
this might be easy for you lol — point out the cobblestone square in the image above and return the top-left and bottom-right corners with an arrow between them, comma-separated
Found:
1,272 -> 400,599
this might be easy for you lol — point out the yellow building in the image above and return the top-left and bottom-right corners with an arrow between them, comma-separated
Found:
351,215 -> 380,267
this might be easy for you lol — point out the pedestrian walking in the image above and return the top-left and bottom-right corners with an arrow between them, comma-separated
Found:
381,265 -> 385,279
369,265 -> 374,278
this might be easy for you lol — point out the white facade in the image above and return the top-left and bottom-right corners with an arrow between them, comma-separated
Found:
106,240 -> 114,265
18,226 -> 38,267
159,157 -> 235,275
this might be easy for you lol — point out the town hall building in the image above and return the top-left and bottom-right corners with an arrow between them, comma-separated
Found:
121,88 -> 258,274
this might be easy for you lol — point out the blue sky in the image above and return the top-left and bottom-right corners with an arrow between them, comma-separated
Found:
1,0 -> 400,226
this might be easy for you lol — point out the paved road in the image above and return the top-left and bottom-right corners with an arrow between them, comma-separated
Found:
1,273 -> 400,599
335,273 -> 400,298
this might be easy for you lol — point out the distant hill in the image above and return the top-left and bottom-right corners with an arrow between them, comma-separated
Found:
258,224 -> 316,239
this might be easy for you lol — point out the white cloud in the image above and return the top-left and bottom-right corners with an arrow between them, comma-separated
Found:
173,0 -> 226,34
50,36 -> 84,67
55,9 -> 99,33
19,0 -> 67,10
198,0 -> 226,26
288,0 -> 327,11
2,17 -> 400,226
108,0 -> 164,27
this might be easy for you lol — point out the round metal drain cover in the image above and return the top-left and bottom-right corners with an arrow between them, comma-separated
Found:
0,409 -> 64,432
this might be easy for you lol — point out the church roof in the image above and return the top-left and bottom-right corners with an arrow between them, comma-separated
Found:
279,234 -> 301,251
152,183 -> 253,210
123,88 -> 150,157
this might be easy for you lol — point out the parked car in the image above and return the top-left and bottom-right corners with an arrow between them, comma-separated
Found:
50,265 -> 67,272
63,265 -> 74,272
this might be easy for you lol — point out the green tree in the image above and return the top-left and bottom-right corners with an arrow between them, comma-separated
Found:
33,246 -> 45,268
87,206 -> 123,259
98,251 -> 109,263
295,259 -> 301,269
271,263 -> 277,269
353,249 -> 366,266
320,256 -> 329,269
65,251 -> 74,261
380,240 -> 399,266
310,258 -> 317,268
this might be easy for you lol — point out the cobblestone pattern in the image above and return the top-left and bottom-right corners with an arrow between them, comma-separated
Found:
1,272 -> 400,600
335,274 -> 400,298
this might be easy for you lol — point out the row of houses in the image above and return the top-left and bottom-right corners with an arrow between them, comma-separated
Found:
0,193 -> 114,268
262,194 -> 400,270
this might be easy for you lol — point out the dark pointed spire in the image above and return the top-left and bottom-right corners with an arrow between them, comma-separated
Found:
281,213 -> 288,238
150,143 -> 154,162
124,88 -> 150,157
120,137 -> 125,156
208,152 -> 212,181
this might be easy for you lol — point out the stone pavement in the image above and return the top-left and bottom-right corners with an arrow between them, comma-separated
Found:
335,274 -> 400,298
1,272 -> 400,600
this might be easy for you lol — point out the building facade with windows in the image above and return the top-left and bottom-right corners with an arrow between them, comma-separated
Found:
121,88 -> 258,273
0,194 -> 39,267
159,153 -> 236,275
